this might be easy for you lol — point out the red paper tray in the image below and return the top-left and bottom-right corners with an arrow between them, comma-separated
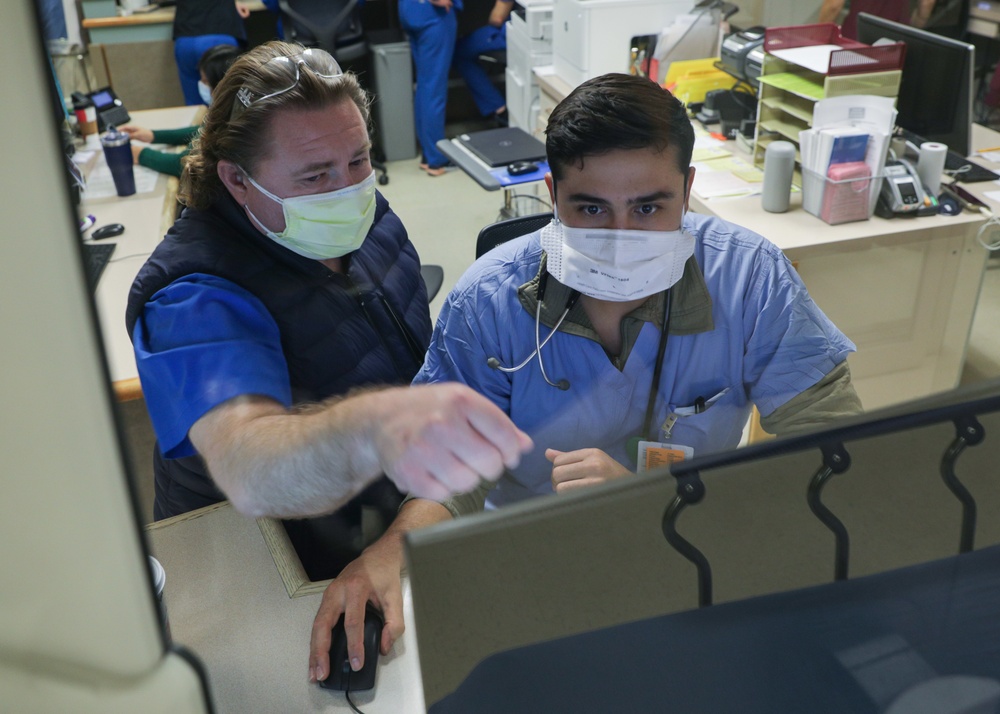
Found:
764,23 -> 906,76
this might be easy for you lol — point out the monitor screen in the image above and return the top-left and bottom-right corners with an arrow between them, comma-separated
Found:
90,88 -> 114,109
855,12 -> 975,156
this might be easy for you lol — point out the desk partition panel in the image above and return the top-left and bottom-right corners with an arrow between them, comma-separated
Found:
407,380 -> 1000,707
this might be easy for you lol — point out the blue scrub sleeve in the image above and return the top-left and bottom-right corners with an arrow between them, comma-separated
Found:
413,282 -> 512,414
133,273 -> 292,458
742,255 -> 855,417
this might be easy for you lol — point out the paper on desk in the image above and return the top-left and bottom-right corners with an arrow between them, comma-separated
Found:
692,156 -> 764,199
983,190 -> 1000,203
692,146 -> 731,162
71,150 -> 97,166
82,164 -> 160,200
690,128 -> 734,163
976,150 -> 1000,163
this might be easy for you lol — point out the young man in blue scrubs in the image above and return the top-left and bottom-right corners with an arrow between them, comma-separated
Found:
308,73 -> 863,683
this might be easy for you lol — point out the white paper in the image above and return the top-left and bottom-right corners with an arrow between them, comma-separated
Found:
976,151 -> 1000,163
82,164 -> 160,200
770,45 -> 880,75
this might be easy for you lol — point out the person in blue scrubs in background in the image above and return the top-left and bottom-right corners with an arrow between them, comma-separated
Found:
127,42 -> 530,523
453,0 -> 513,126
399,0 -> 460,176
172,0 -> 248,105
308,72 -> 864,684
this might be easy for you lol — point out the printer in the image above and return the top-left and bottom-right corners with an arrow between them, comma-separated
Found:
719,28 -> 764,82
552,0 -> 691,85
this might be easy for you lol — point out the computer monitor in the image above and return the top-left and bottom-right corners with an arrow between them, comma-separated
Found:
406,379 -> 1000,708
855,12 -> 976,156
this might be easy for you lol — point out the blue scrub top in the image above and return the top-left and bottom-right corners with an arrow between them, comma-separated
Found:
414,213 -> 856,509
132,273 -> 292,458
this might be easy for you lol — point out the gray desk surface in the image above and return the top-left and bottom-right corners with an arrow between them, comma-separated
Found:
82,106 -> 197,400
147,503 -> 426,713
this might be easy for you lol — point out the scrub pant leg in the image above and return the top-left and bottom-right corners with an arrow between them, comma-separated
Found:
454,25 -> 506,116
400,0 -> 456,169
174,34 -> 239,106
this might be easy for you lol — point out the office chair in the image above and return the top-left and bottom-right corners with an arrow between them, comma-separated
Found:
475,211 -> 552,259
420,264 -> 444,302
278,0 -> 390,186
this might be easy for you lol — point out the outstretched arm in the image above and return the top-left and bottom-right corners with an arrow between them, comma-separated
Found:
190,382 -> 533,518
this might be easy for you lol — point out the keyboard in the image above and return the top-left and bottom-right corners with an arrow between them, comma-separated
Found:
943,152 -> 999,183
83,242 -> 115,292
897,128 -> 999,183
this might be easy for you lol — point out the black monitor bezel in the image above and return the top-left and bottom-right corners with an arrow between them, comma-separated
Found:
855,12 -> 975,156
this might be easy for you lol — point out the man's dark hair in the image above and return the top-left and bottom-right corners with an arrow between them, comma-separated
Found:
198,44 -> 242,89
545,73 -> 695,181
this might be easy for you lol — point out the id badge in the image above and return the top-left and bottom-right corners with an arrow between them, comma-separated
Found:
637,440 -> 694,473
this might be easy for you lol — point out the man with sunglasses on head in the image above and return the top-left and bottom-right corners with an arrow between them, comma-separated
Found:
126,42 -> 530,527
309,73 -> 862,685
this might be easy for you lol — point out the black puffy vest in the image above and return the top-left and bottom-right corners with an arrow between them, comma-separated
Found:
126,191 -> 432,521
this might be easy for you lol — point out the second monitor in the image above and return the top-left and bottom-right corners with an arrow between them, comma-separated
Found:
855,12 -> 976,156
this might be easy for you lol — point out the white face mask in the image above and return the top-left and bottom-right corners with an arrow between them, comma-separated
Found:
197,80 -> 212,106
539,212 -> 695,302
243,170 -> 377,260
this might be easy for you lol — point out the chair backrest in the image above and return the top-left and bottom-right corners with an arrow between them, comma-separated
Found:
279,0 -> 366,62
475,212 -> 553,260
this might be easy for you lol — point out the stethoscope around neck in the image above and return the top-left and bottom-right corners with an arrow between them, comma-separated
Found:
487,270 -> 674,443
487,270 -> 580,390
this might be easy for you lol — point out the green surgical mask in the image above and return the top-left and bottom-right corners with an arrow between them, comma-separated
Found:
243,170 -> 377,260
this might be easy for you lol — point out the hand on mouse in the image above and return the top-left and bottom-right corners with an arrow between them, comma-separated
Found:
309,534 -> 405,683
547,447 -> 632,494
309,499 -> 454,683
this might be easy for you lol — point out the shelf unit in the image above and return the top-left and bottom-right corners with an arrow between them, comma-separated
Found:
751,24 -> 905,176
753,55 -> 902,171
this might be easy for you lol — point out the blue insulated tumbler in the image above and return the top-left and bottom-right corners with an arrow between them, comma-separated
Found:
100,125 -> 136,197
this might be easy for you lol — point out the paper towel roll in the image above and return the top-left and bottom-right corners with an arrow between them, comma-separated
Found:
917,142 -> 948,196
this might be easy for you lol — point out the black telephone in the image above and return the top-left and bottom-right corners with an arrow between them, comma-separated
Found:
86,87 -> 130,131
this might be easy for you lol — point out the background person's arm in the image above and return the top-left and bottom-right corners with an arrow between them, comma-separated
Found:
912,0 -> 937,27
818,0 -> 846,24
488,0 -> 514,27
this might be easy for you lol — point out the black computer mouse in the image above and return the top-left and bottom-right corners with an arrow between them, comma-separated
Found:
320,604 -> 383,692
92,223 -> 125,240
508,160 -> 538,176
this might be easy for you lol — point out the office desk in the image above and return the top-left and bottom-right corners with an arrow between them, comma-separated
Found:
146,503 -> 425,713
82,105 -> 199,401
687,126 -> 1000,411
436,136 -> 549,219
81,1 -> 268,44
535,66 -> 996,411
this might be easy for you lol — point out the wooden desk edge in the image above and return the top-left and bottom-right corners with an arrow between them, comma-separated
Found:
111,170 -> 183,403
82,11 -> 175,28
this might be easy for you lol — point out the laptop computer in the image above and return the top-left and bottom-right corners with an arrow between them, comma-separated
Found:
458,127 -> 547,168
